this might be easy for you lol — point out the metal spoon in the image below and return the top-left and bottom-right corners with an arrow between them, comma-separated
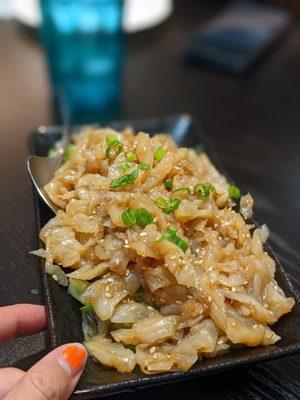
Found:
27,90 -> 70,213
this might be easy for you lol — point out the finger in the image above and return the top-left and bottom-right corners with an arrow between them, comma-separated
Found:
4,343 -> 87,400
0,368 -> 24,399
0,304 -> 46,343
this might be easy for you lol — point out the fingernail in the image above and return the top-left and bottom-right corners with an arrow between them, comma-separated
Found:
58,344 -> 87,377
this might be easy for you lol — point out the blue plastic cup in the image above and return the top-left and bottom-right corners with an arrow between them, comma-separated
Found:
39,0 -> 124,124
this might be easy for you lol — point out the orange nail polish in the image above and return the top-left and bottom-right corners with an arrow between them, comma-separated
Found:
61,345 -> 87,370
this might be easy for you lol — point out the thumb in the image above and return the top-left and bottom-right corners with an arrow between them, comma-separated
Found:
4,343 -> 87,400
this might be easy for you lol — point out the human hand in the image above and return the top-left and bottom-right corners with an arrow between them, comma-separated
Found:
0,304 -> 87,400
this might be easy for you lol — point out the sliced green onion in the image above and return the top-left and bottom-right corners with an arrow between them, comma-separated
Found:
134,208 -> 153,228
106,135 -> 118,145
194,183 -> 215,199
155,197 -> 181,214
63,144 -> 75,162
155,197 -> 168,208
111,322 -> 133,330
169,234 -> 188,252
80,304 -> 93,313
154,146 -> 166,162
171,187 -> 191,200
228,184 -> 241,199
164,178 -> 173,190
139,162 -> 150,170
110,169 -> 139,189
164,226 -> 178,239
120,162 -> 132,172
126,151 -> 138,162
121,208 -> 136,228
157,227 -> 188,253
105,139 -> 123,161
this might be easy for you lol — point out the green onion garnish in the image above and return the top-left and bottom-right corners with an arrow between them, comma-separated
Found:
134,208 -> 154,228
155,197 -> 181,214
228,184 -> 241,199
106,135 -> 118,145
105,139 -> 123,161
120,162 -> 132,172
172,187 -> 191,200
126,151 -> 138,162
110,169 -> 139,189
154,146 -> 166,162
121,208 -> 136,228
63,144 -> 75,162
80,304 -> 93,313
157,227 -> 188,253
194,183 -> 215,199
139,162 -> 150,170
164,178 -> 173,190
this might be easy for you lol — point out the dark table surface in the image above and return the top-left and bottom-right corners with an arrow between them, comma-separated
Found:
0,1 -> 299,399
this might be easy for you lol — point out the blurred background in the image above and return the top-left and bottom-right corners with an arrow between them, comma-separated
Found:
1,1 -> 300,398
0,0 -> 298,125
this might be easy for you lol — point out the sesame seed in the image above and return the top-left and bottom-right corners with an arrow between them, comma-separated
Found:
125,270 -> 130,276
52,275 -> 58,281
153,354 -> 158,359
167,355 -> 171,359
124,245 -> 129,248
231,321 -> 236,327
115,259 -> 121,265
264,303 -> 269,309
107,278 -> 114,283
122,357 -> 129,363
217,339 -> 224,345
208,266 -> 213,271
140,232 -> 147,237
170,255 -> 177,260
194,260 -> 203,265
105,292 -> 112,298
253,324 -> 258,329
175,300 -> 182,304
124,239 -> 129,244
195,249 -> 200,254
208,296 -> 212,302
231,287 -> 237,292
99,239 -> 104,243
149,346 -> 156,354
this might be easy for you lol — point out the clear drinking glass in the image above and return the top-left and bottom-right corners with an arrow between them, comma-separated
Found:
39,0 -> 125,124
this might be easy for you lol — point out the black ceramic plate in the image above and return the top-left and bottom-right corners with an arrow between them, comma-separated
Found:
29,114 -> 300,399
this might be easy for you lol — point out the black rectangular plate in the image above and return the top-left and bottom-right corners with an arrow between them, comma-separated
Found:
29,114 -> 300,399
